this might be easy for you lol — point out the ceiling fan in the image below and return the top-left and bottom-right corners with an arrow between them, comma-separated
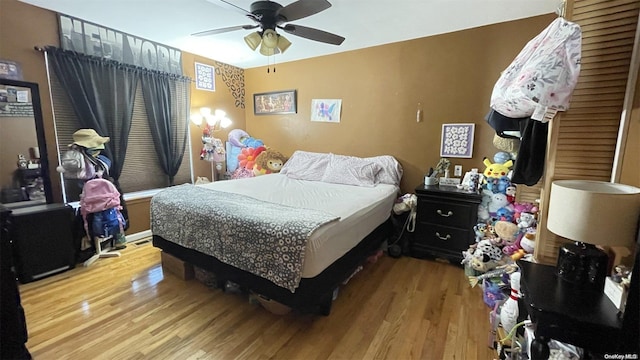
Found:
193,0 -> 345,56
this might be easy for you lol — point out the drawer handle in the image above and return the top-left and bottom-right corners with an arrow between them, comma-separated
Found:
435,232 -> 451,241
437,209 -> 453,217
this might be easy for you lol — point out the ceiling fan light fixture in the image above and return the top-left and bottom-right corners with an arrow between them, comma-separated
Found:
261,29 -> 279,49
244,31 -> 262,51
277,35 -> 291,53
259,42 -> 278,56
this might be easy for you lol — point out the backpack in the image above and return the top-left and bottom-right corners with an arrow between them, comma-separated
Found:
92,207 -> 125,239
80,178 -> 124,239
57,145 -> 96,180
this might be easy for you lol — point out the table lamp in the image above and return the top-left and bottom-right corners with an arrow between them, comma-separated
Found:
547,180 -> 640,292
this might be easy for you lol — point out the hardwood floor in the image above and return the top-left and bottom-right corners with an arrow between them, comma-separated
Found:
19,241 -> 498,359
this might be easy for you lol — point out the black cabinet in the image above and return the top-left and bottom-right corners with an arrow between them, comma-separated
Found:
10,203 -> 76,283
411,184 -> 482,263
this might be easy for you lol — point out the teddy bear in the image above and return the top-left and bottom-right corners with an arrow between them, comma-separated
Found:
253,149 -> 288,176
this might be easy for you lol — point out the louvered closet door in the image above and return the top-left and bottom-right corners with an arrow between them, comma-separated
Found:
531,0 -> 640,265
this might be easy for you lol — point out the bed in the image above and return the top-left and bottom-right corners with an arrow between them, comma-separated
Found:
151,151 -> 402,315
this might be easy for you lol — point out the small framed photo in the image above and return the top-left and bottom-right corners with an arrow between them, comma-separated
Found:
253,90 -> 297,115
440,123 -> 475,158
195,62 -> 215,91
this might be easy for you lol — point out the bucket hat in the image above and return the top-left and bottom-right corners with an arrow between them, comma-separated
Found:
69,129 -> 110,149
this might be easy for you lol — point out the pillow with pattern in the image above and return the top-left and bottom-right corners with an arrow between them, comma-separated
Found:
365,155 -> 403,186
280,150 -> 330,181
320,154 -> 382,187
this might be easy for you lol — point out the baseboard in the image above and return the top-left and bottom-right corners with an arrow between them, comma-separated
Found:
126,229 -> 152,243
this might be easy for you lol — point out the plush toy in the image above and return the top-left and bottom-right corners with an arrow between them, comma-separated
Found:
200,136 -> 216,161
493,151 -> 512,165
242,136 -> 264,148
228,129 -> 249,147
488,193 -> 510,215
465,239 -> 506,273
494,220 -> 520,246
485,176 -> 512,194
512,201 -> 539,221
517,212 -> 537,229
520,228 -> 537,253
495,207 -> 515,222
228,129 -> 265,149
505,185 -> 517,203
477,204 -> 491,223
253,149 -> 288,176
473,223 -> 488,243
483,157 -> 514,179
238,146 -> 266,171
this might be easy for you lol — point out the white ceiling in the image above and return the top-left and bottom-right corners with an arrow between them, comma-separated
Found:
19,0 -> 559,69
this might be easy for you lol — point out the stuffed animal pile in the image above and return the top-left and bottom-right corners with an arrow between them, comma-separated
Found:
462,153 -> 539,274
227,129 -> 288,180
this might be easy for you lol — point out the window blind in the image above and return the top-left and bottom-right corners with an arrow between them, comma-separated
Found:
48,67 -> 192,202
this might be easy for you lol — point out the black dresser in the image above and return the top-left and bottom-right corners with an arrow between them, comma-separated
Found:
9,203 -> 76,283
411,184 -> 482,263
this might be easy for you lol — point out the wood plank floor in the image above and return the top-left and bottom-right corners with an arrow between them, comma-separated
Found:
19,241 -> 498,359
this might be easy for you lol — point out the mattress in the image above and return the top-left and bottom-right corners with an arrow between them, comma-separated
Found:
197,174 -> 398,277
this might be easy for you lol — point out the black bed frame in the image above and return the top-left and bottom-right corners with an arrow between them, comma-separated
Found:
153,218 -> 392,315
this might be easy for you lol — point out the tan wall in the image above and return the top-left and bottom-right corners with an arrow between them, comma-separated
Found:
245,14 -> 556,193
183,53 -> 247,181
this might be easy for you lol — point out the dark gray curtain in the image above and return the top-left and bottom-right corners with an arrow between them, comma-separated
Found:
140,72 -> 190,186
45,46 -> 139,184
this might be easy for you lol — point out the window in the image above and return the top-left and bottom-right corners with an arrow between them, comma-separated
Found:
48,64 -> 192,202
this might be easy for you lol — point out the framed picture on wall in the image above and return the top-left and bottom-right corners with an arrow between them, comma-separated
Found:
195,62 -> 215,91
310,99 -> 342,123
440,123 -> 475,158
253,90 -> 297,115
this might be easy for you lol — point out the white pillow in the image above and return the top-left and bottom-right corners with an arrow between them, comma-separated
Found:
320,154 -> 382,187
365,155 -> 403,186
281,150 -> 330,181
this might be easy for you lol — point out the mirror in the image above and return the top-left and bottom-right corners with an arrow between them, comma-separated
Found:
0,79 -> 53,208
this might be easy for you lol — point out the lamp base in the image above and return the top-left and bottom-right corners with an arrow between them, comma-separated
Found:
556,242 -> 609,292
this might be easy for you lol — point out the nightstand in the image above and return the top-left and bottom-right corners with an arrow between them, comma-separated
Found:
411,184 -> 482,263
518,258 -> 639,359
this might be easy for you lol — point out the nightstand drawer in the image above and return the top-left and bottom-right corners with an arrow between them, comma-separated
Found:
415,223 -> 471,252
418,199 -> 474,228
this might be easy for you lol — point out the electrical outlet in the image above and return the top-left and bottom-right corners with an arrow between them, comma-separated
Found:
454,165 -> 463,177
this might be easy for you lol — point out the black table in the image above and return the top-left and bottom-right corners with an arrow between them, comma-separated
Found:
518,259 -> 639,359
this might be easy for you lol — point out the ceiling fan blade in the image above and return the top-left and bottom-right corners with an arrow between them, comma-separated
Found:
192,25 -> 259,37
278,0 -> 332,22
213,0 -> 261,21
281,24 -> 345,45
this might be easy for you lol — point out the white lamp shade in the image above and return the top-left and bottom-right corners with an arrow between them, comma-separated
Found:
547,180 -> 640,247
220,117 -> 232,129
